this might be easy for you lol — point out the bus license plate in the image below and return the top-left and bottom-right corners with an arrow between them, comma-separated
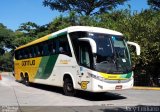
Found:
115,85 -> 122,90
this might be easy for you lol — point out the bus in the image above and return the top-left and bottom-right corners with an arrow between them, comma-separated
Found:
14,26 -> 140,96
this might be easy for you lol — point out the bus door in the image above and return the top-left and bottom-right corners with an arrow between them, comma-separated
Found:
78,41 -> 93,90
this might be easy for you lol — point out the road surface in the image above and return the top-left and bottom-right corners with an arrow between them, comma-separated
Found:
0,72 -> 160,112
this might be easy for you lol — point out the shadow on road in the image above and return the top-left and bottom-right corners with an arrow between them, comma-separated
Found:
75,91 -> 126,101
29,83 -> 64,94
29,83 -> 126,101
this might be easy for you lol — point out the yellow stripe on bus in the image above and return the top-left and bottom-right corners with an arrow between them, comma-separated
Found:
16,34 -> 52,50
99,72 -> 127,80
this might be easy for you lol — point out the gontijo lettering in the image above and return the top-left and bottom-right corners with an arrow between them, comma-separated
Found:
22,60 -> 35,66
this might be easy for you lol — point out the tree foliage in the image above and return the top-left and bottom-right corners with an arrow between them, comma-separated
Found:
18,22 -> 41,37
0,23 -> 14,55
0,52 -> 13,71
148,0 -> 160,10
43,0 -> 128,15
14,22 -> 50,47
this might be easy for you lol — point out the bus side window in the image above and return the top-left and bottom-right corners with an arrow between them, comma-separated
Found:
58,35 -> 72,57
15,51 -> 18,60
21,50 -> 24,59
23,49 -> 28,59
28,47 -> 34,58
34,46 -> 39,57
43,43 -> 49,56
25,48 -> 29,58
48,41 -> 52,55
24,49 -> 27,58
31,47 -> 35,58
52,40 -> 56,54
19,50 -> 22,59
15,50 -> 20,60
59,47 -> 64,53
48,40 -> 56,55
29,48 -> 32,58
38,45 -> 43,56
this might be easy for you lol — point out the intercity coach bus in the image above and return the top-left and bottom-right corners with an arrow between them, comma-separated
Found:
14,26 -> 140,96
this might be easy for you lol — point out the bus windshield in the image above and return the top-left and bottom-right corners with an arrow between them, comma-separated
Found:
89,33 -> 131,74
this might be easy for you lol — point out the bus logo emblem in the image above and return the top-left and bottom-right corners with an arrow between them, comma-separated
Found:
78,81 -> 89,90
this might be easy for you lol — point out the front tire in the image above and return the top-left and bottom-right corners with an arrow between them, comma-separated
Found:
63,78 -> 75,96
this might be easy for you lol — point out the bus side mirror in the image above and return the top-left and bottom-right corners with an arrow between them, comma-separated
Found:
78,38 -> 97,53
127,41 -> 140,55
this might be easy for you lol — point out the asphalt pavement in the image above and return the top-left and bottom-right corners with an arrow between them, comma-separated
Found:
0,72 -> 160,112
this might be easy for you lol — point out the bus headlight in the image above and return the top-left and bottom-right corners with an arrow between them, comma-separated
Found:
88,73 -> 106,82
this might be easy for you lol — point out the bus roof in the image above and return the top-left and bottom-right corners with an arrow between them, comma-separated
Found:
67,26 -> 123,35
16,26 -> 123,50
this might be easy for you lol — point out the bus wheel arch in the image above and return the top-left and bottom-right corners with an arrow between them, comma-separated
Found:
63,74 -> 76,96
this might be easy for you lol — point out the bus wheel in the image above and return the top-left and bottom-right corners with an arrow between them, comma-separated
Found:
63,78 -> 75,96
24,74 -> 30,86
20,73 -> 24,83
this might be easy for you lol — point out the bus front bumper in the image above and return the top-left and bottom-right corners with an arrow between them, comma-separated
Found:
91,77 -> 134,92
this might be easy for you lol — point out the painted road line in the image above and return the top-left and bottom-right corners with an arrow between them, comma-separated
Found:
133,86 -> 160,90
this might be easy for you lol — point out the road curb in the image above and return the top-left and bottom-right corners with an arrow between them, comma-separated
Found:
133,86 -> 160,90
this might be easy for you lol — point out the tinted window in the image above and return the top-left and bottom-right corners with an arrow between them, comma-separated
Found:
90,33 -> 113,58
15,34 -> 72,60
57,35 -> 72,57
43,43 -> 49,56
69,32 -> 88,63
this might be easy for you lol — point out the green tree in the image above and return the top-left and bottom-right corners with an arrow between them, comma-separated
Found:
0,23 -> 15,71
17,21 -> 50,39
35,24 -> 50,38
0,52 -> 13,71
18,22 -> 40,37
0,23 -> 14,54
43,0 -> 128,16
12,31 -> 35,47
148,0 -> 160,10
46,12 -> 80,33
